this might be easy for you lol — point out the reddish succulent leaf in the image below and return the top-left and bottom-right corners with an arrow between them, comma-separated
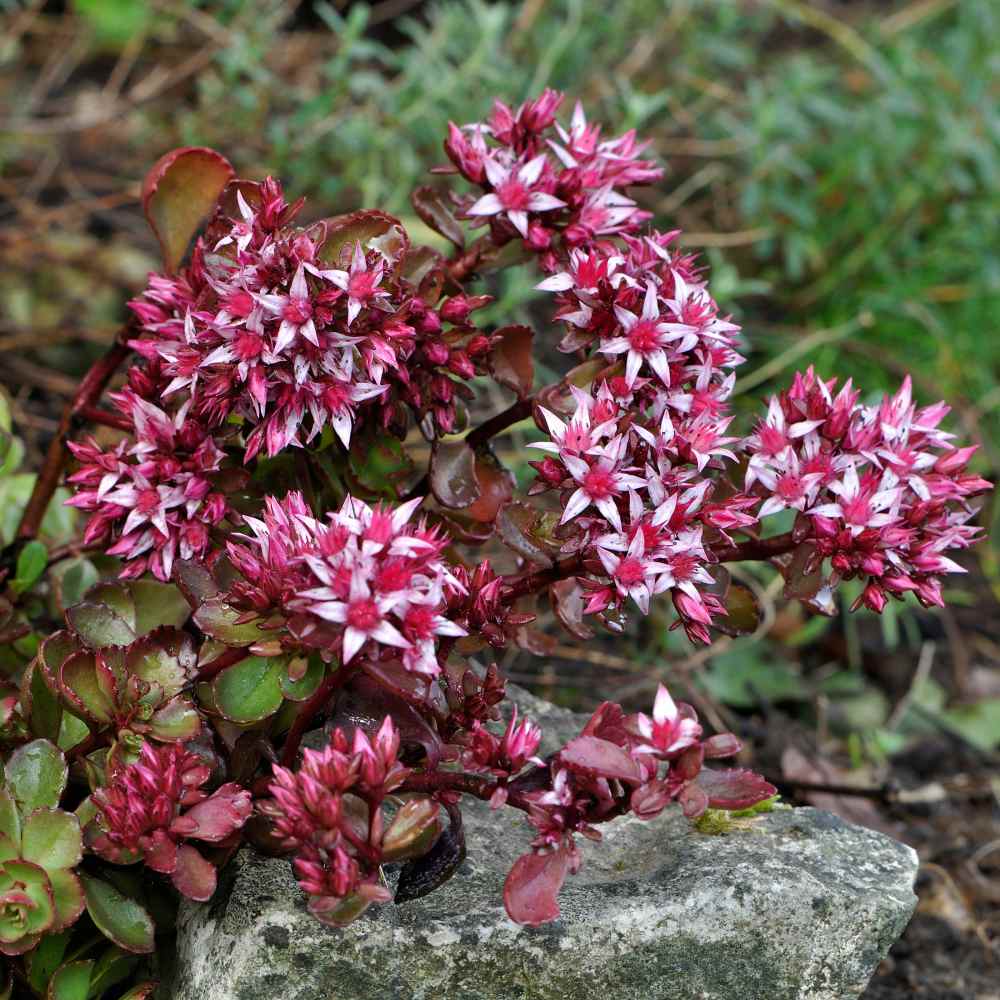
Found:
489,325 -> 534,398
550,577 -> 594,640
381,798 -> 441,862
142,147 -> 234,273
503,847 -> 571,926
560,735 -> 642,782
430,441 -> 480,509
173,561 -> 220,608
695,767 -> 777,811
66,603 -> 135,649
180,783 -> 252,842
411,186 -> 465,248
496,502 -> 555,568
464,451 -> 514,524
170,845 -> 217,901
713,582 -> 762,638
318,210 -> 409,267
780,542 -> 825,602
59,653 -> 113,724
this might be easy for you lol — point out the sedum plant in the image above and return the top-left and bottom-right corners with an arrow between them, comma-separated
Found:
0,90 -> 990,994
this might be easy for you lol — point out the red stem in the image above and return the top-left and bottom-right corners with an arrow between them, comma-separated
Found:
399,770 -> 532,813
279,668 -> 350,768
710,531 -> 797,563
75,405 -> 133,433
501,552 -> 586,601
15,335 -> 132,542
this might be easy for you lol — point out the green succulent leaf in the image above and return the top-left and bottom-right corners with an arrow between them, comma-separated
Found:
4,740 -> 68,813
0,860 -> 56,937
66,603 -> 135,649
129,581 -> 191,636
213,656 -> 286,724
12,540 -> 47,596
80,873 -> 156,954
47,868 -> 85,932
45,959 -> 92,1000
20,808 -> 82,871
26,929 -> 70,994
193,598 -> 272,646
279,655 -> 324,702
148,699 -> 201,741
60,653 -> 114,725
25,661 -> 63,742
0,791 -> 19,844
87,946 -> 141,999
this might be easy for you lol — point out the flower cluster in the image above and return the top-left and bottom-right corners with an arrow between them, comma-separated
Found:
65,392 -> 230,580
130,184 -> 495,451
445,90 -> 661,258
744,369 -> 991,611
226,492 -> 466,674
527,229 -> 753,641
262,718 -> 440,925
91,741 -> 252,900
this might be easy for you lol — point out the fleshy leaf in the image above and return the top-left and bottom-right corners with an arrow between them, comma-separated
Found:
23,661 -> 62,742
0,790 -> 19,843
65,603 -> 135,649
4,740 -> 67,813
212,656 -> 285,723
551,577 -> 594,640
11,540 -> 47,596
26,930 -> 70,994
60,652 -> 113,724
45,959 -> 92,1000
318,209 -> 410,267
496,502 -> 556,567
47,869 -> 85,932
128,581 -> 191,636
80,874 -> 155,954
181,784 -> 252,842
560,735 -> 642,782
87,946 -> 141,999
381,798 -> 441,862
713,582 -> 762,638
411,186 -> 465,248
463,451 -> 514,524
489,325 -> 534,398
503,847 -> 572,926
193,599 -> 271,646
695,768 -> 778,811
20,809 -> 82,871
170,844 -> 216,901
430,441 -> 480,509
142,147 -> 234,272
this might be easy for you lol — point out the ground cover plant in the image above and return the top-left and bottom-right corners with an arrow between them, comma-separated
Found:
0,87 -> 992,997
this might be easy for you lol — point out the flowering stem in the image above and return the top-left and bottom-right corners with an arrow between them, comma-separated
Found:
711,531 -> 798,563
446,236 -> 497,283
405,397 -> 535,501
75,405 -> 133,433
279,667 -> 350,767
13,334 -> 132,543
400,769 -> 532,813
501,552 -> 587,601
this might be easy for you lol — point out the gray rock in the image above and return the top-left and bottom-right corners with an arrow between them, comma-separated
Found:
169,692 -> 918,1000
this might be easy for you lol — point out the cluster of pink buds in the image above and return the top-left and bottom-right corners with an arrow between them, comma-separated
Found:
744,369 -> 991,611
503,684 -> 774,924
90,742 -> 252,900
65,392 -> 230,580
227,492 -> 466,674
444,90 -> 661,258
262,718 -> 439,925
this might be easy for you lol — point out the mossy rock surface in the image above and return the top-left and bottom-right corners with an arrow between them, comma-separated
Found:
168,690 -> 917,1000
